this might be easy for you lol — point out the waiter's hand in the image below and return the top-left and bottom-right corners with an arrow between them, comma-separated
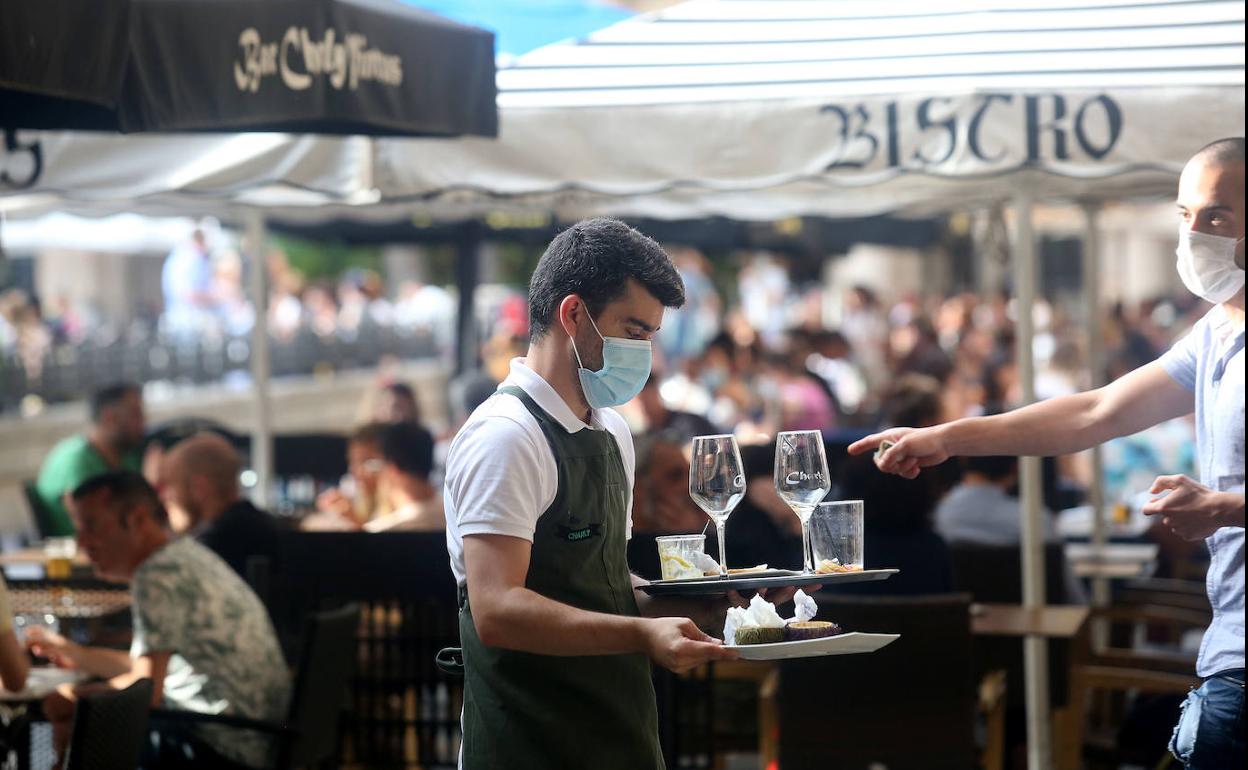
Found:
643,617 -> 738,673
1143,475 -> 1247,541
848,427 -> 949,479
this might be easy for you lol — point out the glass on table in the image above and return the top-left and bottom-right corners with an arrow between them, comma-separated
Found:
42,537 -> 77,580
810,500 -> 865,574
773,430 -> 831,573
689,434 -> 746,577
655,534 -> 708,581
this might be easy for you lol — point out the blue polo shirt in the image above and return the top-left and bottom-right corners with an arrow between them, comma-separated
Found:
1160,305 -> 1245,678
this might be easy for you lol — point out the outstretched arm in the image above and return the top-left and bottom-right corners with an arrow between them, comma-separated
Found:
849,361 -> 1193,478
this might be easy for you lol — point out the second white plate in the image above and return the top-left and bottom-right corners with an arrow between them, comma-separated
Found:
726,631 -> 900,661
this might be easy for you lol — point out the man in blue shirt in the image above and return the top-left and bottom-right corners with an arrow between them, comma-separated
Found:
852,137 -> 1245,769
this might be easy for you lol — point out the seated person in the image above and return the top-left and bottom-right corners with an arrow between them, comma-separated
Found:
627,433 -> 712,579
27,472 -> 290,769
162,432 -> 282,581
372,381 -> 421,424
636,373 -> 720,442
306,422 -> 389,530
834,454 -> 954,596
35,383 -> 146,536
934,455 -> 1059,546
362,422 -> 445,532
0,575 -> 29,692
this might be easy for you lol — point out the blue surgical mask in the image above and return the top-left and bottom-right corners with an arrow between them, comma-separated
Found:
571,313 -> 653,409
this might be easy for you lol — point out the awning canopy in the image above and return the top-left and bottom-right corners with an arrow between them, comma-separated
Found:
373,0 -> 1245,220
0,0 -> 497,137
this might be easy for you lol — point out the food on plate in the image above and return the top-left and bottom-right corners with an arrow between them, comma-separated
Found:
815,558 -> 863,574
724,564 -> 769,576
734,626 -> 786,645
783,620 -> 843,642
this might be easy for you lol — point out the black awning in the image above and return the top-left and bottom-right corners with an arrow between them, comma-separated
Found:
0,0 -> 497,137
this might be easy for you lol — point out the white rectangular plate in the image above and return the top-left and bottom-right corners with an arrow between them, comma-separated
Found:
727,632 -> 900,661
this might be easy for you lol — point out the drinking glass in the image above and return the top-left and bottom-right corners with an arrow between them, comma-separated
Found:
42,537 -> 76,580
655,534 -> 708,580
774,430 -> 831,573
689,435 -> 746,577
811,500 -> 865,573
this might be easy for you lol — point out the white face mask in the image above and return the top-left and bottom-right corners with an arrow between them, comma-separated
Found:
1176,227 -> 1246,304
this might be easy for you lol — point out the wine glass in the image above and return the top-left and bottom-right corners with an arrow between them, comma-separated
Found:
689,434 -> 746,577
774,430 -> 831,573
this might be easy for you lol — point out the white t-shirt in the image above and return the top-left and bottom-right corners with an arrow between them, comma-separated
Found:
444,359 -> 635,585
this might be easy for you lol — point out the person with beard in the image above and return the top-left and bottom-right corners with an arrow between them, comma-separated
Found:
852,138 -> 1246,769
444,219 -> 764,770
161,432 -> 281,582
35,383 -> 146,536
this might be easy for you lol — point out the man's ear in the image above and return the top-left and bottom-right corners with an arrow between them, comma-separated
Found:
556,295 -> 583,338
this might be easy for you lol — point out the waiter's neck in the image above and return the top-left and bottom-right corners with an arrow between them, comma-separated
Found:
1223,290 -> 1245,330
525,339 -> 593,424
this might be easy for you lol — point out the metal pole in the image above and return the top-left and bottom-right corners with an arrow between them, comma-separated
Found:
1081,203 -> 1111,644
1014,193 -> 1052,770
245,209 -> 273,508
454,222 -> 482,376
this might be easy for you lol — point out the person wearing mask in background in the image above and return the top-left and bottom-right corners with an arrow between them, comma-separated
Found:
36,383 -> 145,536
363,422 -> 445,532
161,433 -> 281,582
853,138 -> 1246,769
635,372 -> 719,442
309,422 -> 390,530
444,219 -> 746,770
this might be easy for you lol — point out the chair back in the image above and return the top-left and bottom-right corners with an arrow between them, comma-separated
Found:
776,593 -> 976,770
949,541 -> 1072,604
282,603 -> 360,768
21,480 -> 58,541
64,678 -> 154,770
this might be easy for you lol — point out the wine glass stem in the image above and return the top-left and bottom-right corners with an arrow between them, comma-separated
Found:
801,520 -> 813,573
715,521 -> 728,577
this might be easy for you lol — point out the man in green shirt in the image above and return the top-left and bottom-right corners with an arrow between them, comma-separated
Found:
35,383 -> 146,536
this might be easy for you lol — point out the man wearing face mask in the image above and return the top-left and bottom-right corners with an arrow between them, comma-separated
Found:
443,219 -> 740,770
851,137 -> 1246,768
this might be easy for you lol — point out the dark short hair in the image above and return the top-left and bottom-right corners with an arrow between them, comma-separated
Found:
963,455 -> 1018,481
89,383 -> 140,423
71,471 -> 169,528
528,218 -> 685,339
380,422 -> 435,480
1194,137 -> 1245,167
881,374 -> 943,428
350,422 -> 388,446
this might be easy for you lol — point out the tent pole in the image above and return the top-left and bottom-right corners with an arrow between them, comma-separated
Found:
1014,193 -> 1052,770
246,209 -> 273,509
1081,202 -> 1110,644
454,221 -> 482,376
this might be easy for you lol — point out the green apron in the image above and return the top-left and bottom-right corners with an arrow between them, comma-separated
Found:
459,386 -> 663,770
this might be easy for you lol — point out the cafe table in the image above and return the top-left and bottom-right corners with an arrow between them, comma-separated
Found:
971,603 -> 1092,770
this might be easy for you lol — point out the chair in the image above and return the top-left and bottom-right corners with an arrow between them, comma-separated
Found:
948,542 -> 1075,605
765,593 -> 978,770
21,480 -> 59,541
64,679 -> 154,770
150,603 -> 360,769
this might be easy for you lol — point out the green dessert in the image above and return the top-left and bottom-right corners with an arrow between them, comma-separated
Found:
734,626 -> 785,645
783,621 -> 843,641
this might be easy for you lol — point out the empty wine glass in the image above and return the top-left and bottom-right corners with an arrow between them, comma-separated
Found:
774,430 -> 831,573
689,434 -> 746,577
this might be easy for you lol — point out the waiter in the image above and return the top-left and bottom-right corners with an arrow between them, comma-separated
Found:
444,219 -> 738,769
852,137 -> 1245,769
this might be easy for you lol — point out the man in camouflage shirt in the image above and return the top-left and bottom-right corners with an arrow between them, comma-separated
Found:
29,471 -> 290,768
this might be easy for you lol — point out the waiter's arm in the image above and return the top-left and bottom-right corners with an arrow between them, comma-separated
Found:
851,361 -> 1194,478
465,534 -> 737,672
